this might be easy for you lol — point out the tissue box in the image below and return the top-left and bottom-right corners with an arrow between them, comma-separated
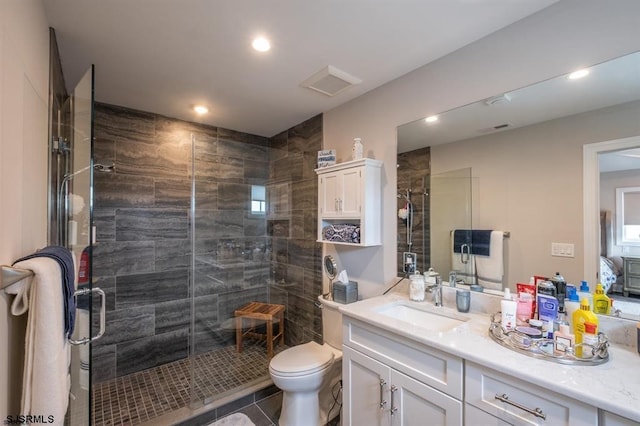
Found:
333,281 -> 358,304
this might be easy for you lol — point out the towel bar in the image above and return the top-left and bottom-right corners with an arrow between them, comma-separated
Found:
2,264 -> 106,345
1,265 -> 35,290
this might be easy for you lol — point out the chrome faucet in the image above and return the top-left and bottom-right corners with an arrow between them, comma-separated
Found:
430,273 -> 443,307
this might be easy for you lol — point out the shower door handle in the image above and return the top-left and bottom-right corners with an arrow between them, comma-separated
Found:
69,287 -> 106,345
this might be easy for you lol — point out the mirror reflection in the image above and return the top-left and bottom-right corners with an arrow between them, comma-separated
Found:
397,50 -> 640,318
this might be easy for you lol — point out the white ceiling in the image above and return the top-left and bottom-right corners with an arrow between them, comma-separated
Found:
43,0 -> 558,137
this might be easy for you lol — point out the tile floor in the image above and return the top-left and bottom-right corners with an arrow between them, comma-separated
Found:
92,342 -> 286,426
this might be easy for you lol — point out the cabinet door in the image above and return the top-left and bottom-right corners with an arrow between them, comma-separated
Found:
319,173 -> 341,217
343,346 -> 391,426
340,168 -> 361,217
391,370 -> 462,426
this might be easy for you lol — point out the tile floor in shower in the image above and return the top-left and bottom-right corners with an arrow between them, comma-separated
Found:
92,342 -> 286,426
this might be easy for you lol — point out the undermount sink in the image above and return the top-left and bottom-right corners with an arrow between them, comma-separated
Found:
375,302 -> 468,332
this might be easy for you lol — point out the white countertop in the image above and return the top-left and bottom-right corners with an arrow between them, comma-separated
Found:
338,292 -> 640,422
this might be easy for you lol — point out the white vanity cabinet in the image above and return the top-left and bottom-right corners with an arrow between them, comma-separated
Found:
465,362 -> 598,426
342,317 -> 463,425
599,411 -> 638,426
316,158 -> 382,246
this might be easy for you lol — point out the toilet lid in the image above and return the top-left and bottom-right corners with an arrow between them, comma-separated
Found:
270,341 -> 334,375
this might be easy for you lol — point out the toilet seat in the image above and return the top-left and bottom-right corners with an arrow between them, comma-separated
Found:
270,342 -> 334,377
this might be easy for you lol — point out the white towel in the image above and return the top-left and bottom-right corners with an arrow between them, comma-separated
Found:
4,277 -> 31,316
12,257 -> 71,425
475,230 -> 504,291
450,231 -> 476,284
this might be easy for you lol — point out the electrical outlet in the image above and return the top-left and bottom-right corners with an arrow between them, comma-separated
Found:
403,252 -> 417,273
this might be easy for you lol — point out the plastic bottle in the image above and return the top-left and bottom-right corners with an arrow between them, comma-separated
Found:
501,288 -> 517,331
592,283 -> 611,315
573,298 -> 598,357
581,322 -> 599,357
516,292 -> 533,324
409,271 -> 425,302
551,272 -> 567,312
577,281 -> 593,312
564,286 -> 580,330
352,137 -> 363,160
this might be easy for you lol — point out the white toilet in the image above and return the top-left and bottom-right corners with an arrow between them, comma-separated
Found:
269,295 -> 343,426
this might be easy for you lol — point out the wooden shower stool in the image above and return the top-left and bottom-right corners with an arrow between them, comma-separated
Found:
234,302 -> 285,358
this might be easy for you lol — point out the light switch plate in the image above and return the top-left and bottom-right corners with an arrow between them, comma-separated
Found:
551,242 -> 574,258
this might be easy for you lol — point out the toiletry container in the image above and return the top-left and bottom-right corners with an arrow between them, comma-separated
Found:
352,137 -> 363,160
516,293 -> 533,324
456,288 -> 470,313
537,294 -> 559,325
572,298 -> 598,357
537,280 -> 556,298
593,283 -> 611,314
554,324 -> 575,355
577,281 -> 593,312
550,272 -> 567,311
581,322 -> 599,356
409,271 -> 425,302
501,288 -> 517,330
564,287 -> 580,330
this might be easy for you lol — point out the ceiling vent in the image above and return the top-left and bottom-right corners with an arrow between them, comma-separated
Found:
484,93 -> 511,106
301,65 -> 362,97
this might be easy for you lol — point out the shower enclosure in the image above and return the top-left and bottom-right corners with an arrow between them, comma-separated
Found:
87,106 -> 322,425
49,29 -> 322,424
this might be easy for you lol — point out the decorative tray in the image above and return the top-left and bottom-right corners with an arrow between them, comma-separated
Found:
488,312 -> 610,366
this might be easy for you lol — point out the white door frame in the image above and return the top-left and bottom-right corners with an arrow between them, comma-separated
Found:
583,135 -> 640,282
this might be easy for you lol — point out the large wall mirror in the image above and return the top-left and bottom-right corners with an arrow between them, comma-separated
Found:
397,50 -> 640,319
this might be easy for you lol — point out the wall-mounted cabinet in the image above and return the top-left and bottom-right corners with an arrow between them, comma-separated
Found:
315,158 -> 382,246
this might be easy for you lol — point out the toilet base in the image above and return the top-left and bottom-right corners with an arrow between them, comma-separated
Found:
279,390 -> 321,426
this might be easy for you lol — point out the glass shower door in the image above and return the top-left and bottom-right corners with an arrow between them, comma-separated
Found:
430,168 -> 474,283
65,65 -> 95,426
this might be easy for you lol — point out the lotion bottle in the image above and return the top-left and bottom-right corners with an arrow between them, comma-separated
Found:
573,298 -> 598,357
501,288 -> 517,331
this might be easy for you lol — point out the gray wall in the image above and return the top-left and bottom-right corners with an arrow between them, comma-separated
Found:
91,103 -> 322,383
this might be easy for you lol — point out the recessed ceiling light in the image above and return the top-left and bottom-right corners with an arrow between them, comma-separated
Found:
252,37 -> 271,52
194,105 -> 209,115
425,115 -> 439,124
568,69 -> 590,80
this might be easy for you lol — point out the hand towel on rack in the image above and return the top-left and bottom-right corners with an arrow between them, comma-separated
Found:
13,246 -> 76,338
451,230 -> 476,284
475,230 -> 504,291
12,256 -> 71,424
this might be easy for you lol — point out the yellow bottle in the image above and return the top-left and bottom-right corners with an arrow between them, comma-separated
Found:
572,298 -> 598,357
593,283 -> 611,315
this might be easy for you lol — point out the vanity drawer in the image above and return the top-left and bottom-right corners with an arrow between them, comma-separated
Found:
465,362 -> 597,425
343,317 -> 463,400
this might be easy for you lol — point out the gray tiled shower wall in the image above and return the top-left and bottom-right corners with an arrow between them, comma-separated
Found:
396,147 -> 431,276
91,103 -> 323,383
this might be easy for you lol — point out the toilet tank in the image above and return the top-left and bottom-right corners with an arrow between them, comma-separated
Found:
318,296 -> 343,349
